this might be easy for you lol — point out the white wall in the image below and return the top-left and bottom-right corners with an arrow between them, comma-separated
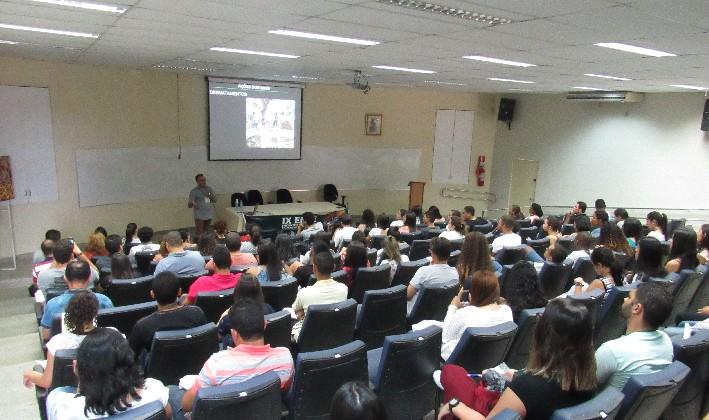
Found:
490,93 -> 709,222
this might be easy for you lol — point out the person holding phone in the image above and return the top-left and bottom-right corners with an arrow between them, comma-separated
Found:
188,173 -> 216,236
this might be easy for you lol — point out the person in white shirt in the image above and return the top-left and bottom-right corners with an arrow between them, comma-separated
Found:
389,209 -> 406,228
563,231 -> 593,265
645,211 -> 668,242
614,208 -> 628,228
379,236 -> 410,281
128,226 -> 161,256
491,215 -> 522,254
367,213 -> 390,237
407,237 -> 459,313
296,212 -> 324,241
333,215 -> 357,249
439,216 -> 466,241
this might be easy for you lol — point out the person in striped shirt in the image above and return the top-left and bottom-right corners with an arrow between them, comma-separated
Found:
169,298 -> 294,419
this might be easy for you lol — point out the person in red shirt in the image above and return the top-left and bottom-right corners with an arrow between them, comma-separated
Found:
184,245 -> 240,305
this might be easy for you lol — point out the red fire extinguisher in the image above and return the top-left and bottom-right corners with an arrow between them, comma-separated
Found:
475,155 -> 486,187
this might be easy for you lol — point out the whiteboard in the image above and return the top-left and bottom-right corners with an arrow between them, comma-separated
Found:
432,110 -> 474,184
0,85 -> 58,204
75,145 -> 420,207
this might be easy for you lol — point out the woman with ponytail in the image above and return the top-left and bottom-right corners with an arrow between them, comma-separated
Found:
440,215 -> 466,241
572,247 -> 622,300
646,211 -> 668,242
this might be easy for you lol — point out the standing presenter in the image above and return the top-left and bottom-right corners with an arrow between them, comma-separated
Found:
188,173 -> 216,236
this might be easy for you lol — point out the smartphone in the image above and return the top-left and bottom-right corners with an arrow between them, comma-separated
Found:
67,237 -> 74,245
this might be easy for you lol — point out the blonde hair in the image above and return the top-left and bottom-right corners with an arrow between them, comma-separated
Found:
382,236 -> 402,263
85,233 -> 106,254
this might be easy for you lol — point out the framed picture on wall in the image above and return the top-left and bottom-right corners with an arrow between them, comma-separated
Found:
365,113 -> 382,136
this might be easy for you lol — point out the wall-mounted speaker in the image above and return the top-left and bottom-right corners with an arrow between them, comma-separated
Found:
702,99 -> 709,132
498,98 -> 515,129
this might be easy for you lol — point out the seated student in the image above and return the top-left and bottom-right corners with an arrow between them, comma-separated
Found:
572,247 -> 622,300
625,237 -> 669,284
333,215 -> 358,248
622,217 -> 642,250
527,203 -> 544,224
502,261 -> 548,321
665,227 -> 699,273
563,200 -> 587,225
646,211 -> 668,242
213,219 -> 228,244
331,381 -> 387,420
390,208 -> 407,228
170,299 -> 294,420
491,215 -> 522,254
297,211 -> 324,241
83,232 -> 108,261
428,205 -> 446,224
33,229 -> 61,264
128,226 -> 161,256
508,204 -> 525,220
40,261 -> 113,341
37,239 -> 100,296
596,282 -> 673,390
275,233 -> 299,265
246,242 -> 289,284
420,210 -> 437,230
99,253 -> 136,291
47,328 -> 171,419
379,235 -> 410,281
564,231 -> 594,265
153,231 -> 206,276
525,239 -> 569,265
597,222 -> 634,258
407,237 -> 459,313
130,271 -> 207,362
368,213 -> 390,237
438,299 -> 596,419
31,239 -> 56,294
239,224 -> 262,254
590,209 -> 610,238
196,232 -> 217,257
398,211 -> 418,235
440,271 -> 513,360
179,228 -> 195,250
457,232 -> 495,279
24,292 -> 98,389
357,209 -> 376,232
698,224 -> 709,266
94,234 -> 125,272
206,232 -> 256,270
218,274 -> 275,347
342,241 -> 369,289
542,216 -> 562,247
185,245 -> 240,305
462,206 -> 488,229
291,251 -> 348,340
440,216 -> 466,241
614,208 -> 629,228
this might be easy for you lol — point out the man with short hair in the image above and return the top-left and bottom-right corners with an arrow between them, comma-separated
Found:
590,210 -> 610,238
296,211 -> 324,241
31,239 -> 55,292
154,231 -> 206,276
462,206 -> 487,229
614,208 -> 629,228
94,234 -> 126,271
563,201 -> 587,225
491,215 -> 522,254
406,237 -> 458,313
40,260 -> 113,340
170,299 -> 294,420
129,271 -> 208,361
333,215 -> 357,248
595,282 -> 674,389
32,229 -> 61,264
188,173 -> 216,236
129,226 -> 161,256
185,245 -> 240,305
205,232 -> 256,271
36,239 -> 99,295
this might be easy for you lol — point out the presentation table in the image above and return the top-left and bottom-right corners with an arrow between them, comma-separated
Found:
222,201 -> 345,235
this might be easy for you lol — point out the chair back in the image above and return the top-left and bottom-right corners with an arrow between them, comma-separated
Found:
496,246 -> 526,265
49,314 -> 62,339
550,387 -> 625,420
449,238 -> 464,251
471,222 -> 493,234
408,282 -> 459,324
46,287 -> 65,302
447,322 -> 517,372
146,323 -> 219,385
230,192 -> 247,207
264,310 -> 291,349
527,237 -> 549,257
538,262 -> 572,300
51,349 -> 78,390
570,257 -> 596,285
349,265 -> 391,303
134,252 -> 158,276
106,275 -> 154,307
408,239 -> 431,261
276,189 -> 293,204
192,371 -> 282,420
370,235 -> 385,249
687,269 -> 709,313
666,219 -> 686,239
567,288 -> 604,327
447,250 -> 461,268
261,277 -> 298,311
178,272 -> 207,294
505,308 -> 545,369
246,189 -> 264,205
298,299 -> 357,352
366,249 -> 377,267
391,258 -> 428,288
97,301 -> 157,338
518,227 -> 538,243
371,326 -> 443,420
617,361 -> 690,420
106,400 -> 166,419
561,224 -> 575,235
594,286 -> 631,348
287,341 -> 368,420
663,270 -> 704,327
356,285 -> 407,349
323,184 -> 338,202
195,289 -> 235,324
516,219 -> 532,229
663,330 -> 709,420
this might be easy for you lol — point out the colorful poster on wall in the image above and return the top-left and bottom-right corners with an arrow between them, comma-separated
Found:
0,156 -> 15,201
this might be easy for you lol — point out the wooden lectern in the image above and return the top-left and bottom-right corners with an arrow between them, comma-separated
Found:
408,181 -> 425,210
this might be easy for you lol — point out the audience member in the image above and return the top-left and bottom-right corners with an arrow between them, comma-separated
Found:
597,222 -> 634,257
622,217 -> 642,250
563,200 -> 587,225
502,261 -> 547,321
153,231 -> 206,276
123,222 -> 140,254
297,211 -> 324,241
379,235 -> 409,281
614,208 -> 628,228
333,215 -> 357,248
94,226 -> 108,238
247,242 -> 288,283
368,213 -> 390,237
206,232 -> 256,270
563,231 -> 593,265
428,206 -> 445,224
240,224 -> 262,253
128,226 -> 161,255
390,208 -> 407,228
527,203 -> 544,224
457,232 -> 494,280
94,234 -> 124,271
47,328 -> 170,418
31,239 -> 55,292
196,232 -> 217,256
542,216 -> 562,247
185,245 -> 240,304
398,211 -> 418,235
275,233 -> 298,264
37,238 -> 99,295
625,237 -> 669,284
462,206 -> 487,229
343,241 -> 369,289
217,274 -> 275,347
491,215 -> 521,254
646,211 -> 668,241
213,219 -> 228,243
420,210 -> 437,230
357,209 -> 376,231
331,381 -> 388,420
33,229 -> 61,264
665,227 -> 699,273
407,237 -> 458,313
697,224 -> 709,265
595,198 -> 609,218
83,232 -> 108,261
179,228 -> 195,249
508,204 -> 524,220
590,210 -> 610,238
572,247 -> 621,299
439,215 -> 465,241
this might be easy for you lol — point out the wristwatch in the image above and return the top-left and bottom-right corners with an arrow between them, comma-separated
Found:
449,398 -> 460,413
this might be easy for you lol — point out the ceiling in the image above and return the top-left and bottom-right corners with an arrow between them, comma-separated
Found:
1,0 -> 708,92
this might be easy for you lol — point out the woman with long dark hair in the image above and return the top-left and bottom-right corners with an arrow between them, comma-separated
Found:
247,242 -> 288,283
572,247 -> 622,299
646,211 -> 668,242
665,227 -> 699,273
357,209 -> 376,231
622,217 -> 642,250
274,233 -> 298,264
625,237 -> 668,284
343,241 -> 369,289
598,222 -> 634,257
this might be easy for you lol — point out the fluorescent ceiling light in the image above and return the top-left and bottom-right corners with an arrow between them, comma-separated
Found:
0,23 -> 98,38
572,86 -> 608,91
424,80 -> 466,86
268,29 -> 379,46
292,75 -> 318,80
488,77 -> 535,84
210,47 -> 299,59
584,73 -> 631,81
594,42 -> 675,57
0,40 -> 19,44
670,84 -> 708,91
463,55 -> 536,67
375,0 -> 512,26
372,65 -> 436,74
31,0 -> 126,13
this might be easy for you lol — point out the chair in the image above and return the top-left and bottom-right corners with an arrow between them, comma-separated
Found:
570,257 -> 597,285
505,308 -> 545,369
264,310 -> 292,349
662,270 -> 704,327
663,330 -> 709,420
518,227 -> 538,243
594,286 -> 632,348
408,282 -> 459,325
517,219 -> 532,229
146,323 -> 219,385
391,258 -> 428,288
367,248 -> 377,267
561,224 -> 576,235
178,272 -> 207,295
107,400 -> 166,419
230,192 -> 247,207
686,269 -> 709,313
449,238 -> 464,251
355,285 -> 407,349
617,361 -> 690,420
423,228 -> 444,239
370,235 -> 386,249
287,340 -> 368,420
106,275 -> 154,307
35,349 -> 78,420
276,188 -> 294,204
527,237 -> 550,258
323,183 -> 338,202
245,189 -> 264,206
332,269 -> 348,284
134,252 -> 158,276
567,288 -> 605,327
471,222 -> 494,234
97,301 -> 157,338
195,288 -> 235,324
538,262 -> 572,300
261,277 -> 298,311
349,265 -> 391,303
297,299 -> 357,353
550,387 -> 625,420
557,237 -> 573,251
191,371 -> 282,420
367,326 -> 443,420
447,322 -> 517,372
496,246 -> 527,265
408,239 -> 431,261
448,249 -> 461,267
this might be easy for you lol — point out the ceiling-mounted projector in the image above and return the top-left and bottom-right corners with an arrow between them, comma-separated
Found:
350,70 -> 370,94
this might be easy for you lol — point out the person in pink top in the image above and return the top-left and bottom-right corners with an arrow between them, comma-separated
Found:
205,232 -> 256,272
185,245 -> 240,305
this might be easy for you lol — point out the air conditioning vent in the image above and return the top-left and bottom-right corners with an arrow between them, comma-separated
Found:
566,91 -> 644,102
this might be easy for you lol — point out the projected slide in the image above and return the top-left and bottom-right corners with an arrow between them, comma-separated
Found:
245,98 -> 295,149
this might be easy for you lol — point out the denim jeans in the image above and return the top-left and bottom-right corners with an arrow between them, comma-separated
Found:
168,385 -> 189,420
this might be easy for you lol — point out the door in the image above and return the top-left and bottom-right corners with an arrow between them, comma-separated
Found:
508,159 -> 538,209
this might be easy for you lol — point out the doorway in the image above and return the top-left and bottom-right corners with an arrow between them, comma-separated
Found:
508,159 -> 539,210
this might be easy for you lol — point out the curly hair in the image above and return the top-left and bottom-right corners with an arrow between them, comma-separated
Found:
65,291 -> 99,334
77,328 -> 144,416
